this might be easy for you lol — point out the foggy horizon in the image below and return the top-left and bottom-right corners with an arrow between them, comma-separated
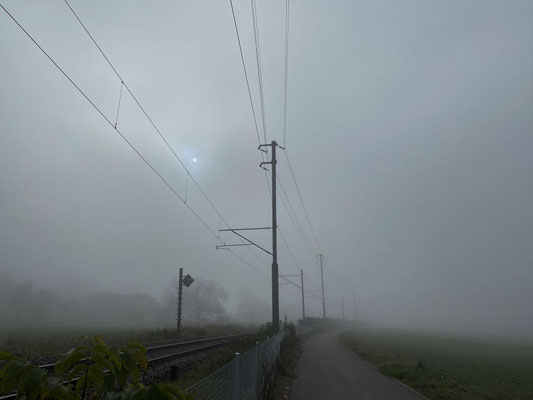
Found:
1,0 -> 532,342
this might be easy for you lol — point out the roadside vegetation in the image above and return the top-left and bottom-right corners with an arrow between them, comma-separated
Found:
0,336 -> 191,399
340,326 -> 533,400
270,320 -> 302,400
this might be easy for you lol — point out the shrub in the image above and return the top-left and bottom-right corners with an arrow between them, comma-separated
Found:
0,336 -> 191,399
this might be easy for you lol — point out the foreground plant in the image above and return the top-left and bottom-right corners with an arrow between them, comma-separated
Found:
0,336 -> 191,399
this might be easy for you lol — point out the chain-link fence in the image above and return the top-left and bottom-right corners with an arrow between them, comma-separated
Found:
186,332 -> 284,400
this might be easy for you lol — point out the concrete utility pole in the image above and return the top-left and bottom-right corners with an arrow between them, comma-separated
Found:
352,285 -> 357,321
271,142 -> 279,331
300,269 -> 305,320
319,254 -> 326,318
217,140 -> 281,331
259,141 -> 280,331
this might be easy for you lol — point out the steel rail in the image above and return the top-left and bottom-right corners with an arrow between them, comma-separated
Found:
0,332 -> 255,399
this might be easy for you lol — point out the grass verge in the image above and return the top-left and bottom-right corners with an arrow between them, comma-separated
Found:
340,327 -> 533,400
270,324 -> 302,400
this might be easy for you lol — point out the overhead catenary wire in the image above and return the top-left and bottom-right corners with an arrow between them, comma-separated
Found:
63,0 -> 234,234
63,0 -> 281,283
72,0 -> 309,292
279,227 -> 320,288
251,0 -> 268,144
228,0 -> 272,199
226,0 -> 322,292
282,0 -> 290,148
1,2 -> 270,282
277,174 -> 316,256
283,150 -> 322,252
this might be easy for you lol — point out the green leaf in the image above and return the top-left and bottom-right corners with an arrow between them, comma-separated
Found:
0,360 -> 28,393
55,347 -> 87,376
45,377 -> 79,400
119,352 -> 139,384
126,342 -> 145,353
0,351 -> 17,361
87,364 -> 105,392
102,373 -> 115,393
66,363 -> 87,384
125,346 -> 147,372
96,346 -> 122,372
20,365 -> 46,398
91,352 -> 114,373
75,373 -> 87,394
114,367 -> 129,389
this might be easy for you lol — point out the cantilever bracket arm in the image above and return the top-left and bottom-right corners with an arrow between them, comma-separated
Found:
279,275 -> 301,289
216,243 -> 253,249
219,227 -> 271,231
218,228 -> 273,256
231,230 -> 272,256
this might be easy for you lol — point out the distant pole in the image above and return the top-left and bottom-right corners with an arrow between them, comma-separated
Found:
300,269 -> 305,320
177,267 -> 183,334
319,254 -> 326,318
352,285 -> 357,321
341,297 -> 345,320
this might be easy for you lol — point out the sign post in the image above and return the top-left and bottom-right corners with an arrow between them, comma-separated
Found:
177,268 -> 194,334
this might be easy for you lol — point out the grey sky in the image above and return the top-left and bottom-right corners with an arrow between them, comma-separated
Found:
1,0 -> 532,338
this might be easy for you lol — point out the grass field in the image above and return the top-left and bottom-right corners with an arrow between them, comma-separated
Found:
0,324 -> 254,360
340,326 -> 533,400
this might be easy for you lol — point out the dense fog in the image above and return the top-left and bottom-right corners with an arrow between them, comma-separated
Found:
1,0 -> 532,341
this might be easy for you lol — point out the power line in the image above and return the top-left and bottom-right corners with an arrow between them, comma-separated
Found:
283,150 -> 322,252
1,2 -> 270,281
1,2 -> 219,236
63,0 -> 232,233
228,0 -> 272,199
278,227 -> 301,274
279,227 -> 320,289
228,0 -> 262,147
226,1 -> 319,296
63,0 -> 281,282
282,0 -> 290,148
251,0 -> 267,144
277,174 -> 315,256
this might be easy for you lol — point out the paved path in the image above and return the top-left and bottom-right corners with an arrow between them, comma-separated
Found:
290,330 -> 424,400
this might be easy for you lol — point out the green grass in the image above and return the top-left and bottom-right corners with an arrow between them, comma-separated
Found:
340,327 -> 533,400
0,324 -> 255,359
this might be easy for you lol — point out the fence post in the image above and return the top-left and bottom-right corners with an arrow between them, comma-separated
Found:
233,352 -> 240,400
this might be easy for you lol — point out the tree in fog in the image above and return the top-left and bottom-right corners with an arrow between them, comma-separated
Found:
181,278 -> 228,322
237,289 -> 269,324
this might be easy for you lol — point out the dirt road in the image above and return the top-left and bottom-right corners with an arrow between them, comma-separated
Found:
290,330 -> 424,400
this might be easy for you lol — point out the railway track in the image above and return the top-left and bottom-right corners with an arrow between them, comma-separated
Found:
0,332 -> 255,399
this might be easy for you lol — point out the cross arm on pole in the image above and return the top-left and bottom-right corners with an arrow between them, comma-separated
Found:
216,243 -> 253,250
217,228 -> 272,256
279,275 -> 301,288
219,227 -> 271,231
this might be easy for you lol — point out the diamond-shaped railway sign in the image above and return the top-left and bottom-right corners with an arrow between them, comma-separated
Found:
182,274 -> 194,288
